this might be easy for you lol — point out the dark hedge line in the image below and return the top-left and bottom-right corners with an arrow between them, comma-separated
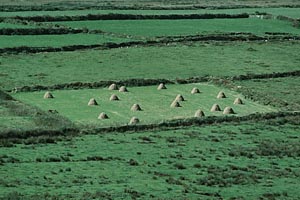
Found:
9,13 -> 249,22
1,111 -> 299,140
1,33 -> 300,55
9,70 -> 300,93
0,28 -> 85,35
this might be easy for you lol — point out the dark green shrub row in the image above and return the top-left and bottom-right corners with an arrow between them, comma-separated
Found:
0,28 -> 85,35
9,13 -> 249,22
232,70 -> 300,81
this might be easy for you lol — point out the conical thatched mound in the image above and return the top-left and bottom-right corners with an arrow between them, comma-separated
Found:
131,104 -> 142,111
129,117 -> 139,125
44,91 -> 54,99
98,112 -> 109,119
119,86 -> 128,92
191,87 -> 200,94
170,101 -> 181,108
175,94 -> 185,101
234,97 -> 243,105
110,94 -> 119,101
194,110 -> 205,117
210,104 -> 221,112
217,91 -> 226,99
108,83 -> 118,90
223,107 -> 235,114
88,98 -> 98,106
157,83 -> 167,90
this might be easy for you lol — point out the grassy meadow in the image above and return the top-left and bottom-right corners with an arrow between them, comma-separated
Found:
1,41 -> 300,90
53,18 -> 300,37
12,83 -> 276,126
0,117 -> 299,199
0,34 -> 137,48
0,22 -> 36,29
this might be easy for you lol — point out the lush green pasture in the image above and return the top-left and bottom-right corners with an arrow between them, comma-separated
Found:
12,83 -> 275,126
0,34 -> 135,48
0,116 -> 299,199
235,77 -> 300,111
53,18 -> 300,37
1,8 -> 300,18
1,41 -> 299,90
0,22 -> 35,28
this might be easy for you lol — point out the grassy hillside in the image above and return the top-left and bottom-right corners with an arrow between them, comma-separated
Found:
12,83 -> 276,126
0,116 -> 299,199
1,41 -> 299,90
54,18 -> 300,37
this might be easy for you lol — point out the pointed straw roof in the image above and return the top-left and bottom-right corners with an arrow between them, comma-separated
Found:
191,87 -> 200,94
129,117 -> 140,125
157,83 -> 167,90
170,101 -> 181,108
131,104 -> 142,111
108,83 -> 118,90
110,94 -> 119,101
217,91 -> 226,99
175,94 -> 185,101
210,104 -> 221,112
88,98 -> 98,106
223,107 -> 235,114
234,97 -> 243,105
43,91 -> 54,99
98,112 -> 109,119
194,110 -> 205,117
119,86 -> 128,92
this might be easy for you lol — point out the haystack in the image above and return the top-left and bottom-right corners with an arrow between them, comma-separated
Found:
119,86 -> 128,92
44,91 -> 54,99
217,91 -> 226,99
131,104 -> 142,111
191,87 -> 200,94
223,107 -> 235,114
170,101 -> 181,108
88,98 -> 98,106
110,94 -> 119,101
234,97 -> 243,105
194,110 -> 205,117
98,112 -> 109,119
175,94 -> 185,101
129,117 -> 140,125
108,83 -> 118,90
210,104 -> 221,112
157,83 -> 167,90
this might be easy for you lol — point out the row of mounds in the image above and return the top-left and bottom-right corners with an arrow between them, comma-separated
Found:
43,83 -> 245,125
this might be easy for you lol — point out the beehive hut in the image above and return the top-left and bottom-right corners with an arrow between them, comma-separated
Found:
157,83 -> 167,90
194,110 -> 205,117
234,97 -> 243,105
110,94 -> 119,101
129,117 -> 140,125
108,83 -> 118,90
43,91 -> 54,99
210,104 -> 221,112
223,107 -> 235,114
170,100 -> 181,108
119,86 -> 128,92
131,104 -> 142,111
175,94 -> 185,101
98,112 -> 109,119
217,91 -> 226,99
191,87 -> 200,94
88,98 -> 98,106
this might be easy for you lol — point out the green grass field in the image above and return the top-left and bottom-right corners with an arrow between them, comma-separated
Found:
12,83 -> 276,126
1,41 -> 299,90
235,77 -> 300,111
0,34 -> 136,48
53,18 -> 300,37
1,117 -> 299,199
1,8 -> 300,18
0,22 -> 36,29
